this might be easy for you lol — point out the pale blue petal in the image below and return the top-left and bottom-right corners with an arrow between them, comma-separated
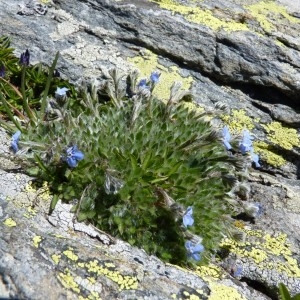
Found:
11,140 -> 19,153
191,253 -> 201,261
185,241 -> 193,251
193,243 -> 204,253
12,130 -> 21,141
67,157 -> 78,168
73,150 -> 84,161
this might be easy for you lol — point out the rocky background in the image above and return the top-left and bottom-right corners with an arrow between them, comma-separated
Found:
0,0 -> 300,299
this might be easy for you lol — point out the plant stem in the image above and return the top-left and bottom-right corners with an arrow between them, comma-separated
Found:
20,66 -> 35,125
40,52 -> 60,120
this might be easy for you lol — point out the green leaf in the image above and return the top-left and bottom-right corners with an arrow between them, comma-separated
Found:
49,194 -> 59,213
278,283 -> 291,300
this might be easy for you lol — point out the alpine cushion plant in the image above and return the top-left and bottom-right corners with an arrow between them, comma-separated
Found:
1,39 -> 247,266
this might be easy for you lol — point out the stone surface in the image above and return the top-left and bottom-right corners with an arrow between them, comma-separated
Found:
1,0 -> 300,299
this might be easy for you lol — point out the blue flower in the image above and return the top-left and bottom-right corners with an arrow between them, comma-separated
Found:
66,145 -> 84,168
232,265 -> 243,277
185,240 -> 204,261
19,49 -> 30,66
55,87 -> 69,98
222,126 -> 232,150
150,71 -> 160,84
11,131 -> 21,153
239,130 -> 253,154
137,79 -> 148,89
250,150 -> 261,168
183,206 -> 194,227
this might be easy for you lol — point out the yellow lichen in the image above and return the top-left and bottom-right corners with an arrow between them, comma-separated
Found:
246,1 -> 300,33
57,269 -> 81,293
84,260 -> 138,290
3,218 -> 17,227
52,254 -> 61,265
220,228 -> 300,278
221,109 -> 255,132
196,264 -> 223,280
127,49 -> 193,101
150,0 -> 249,32
234,220 -> 245,229
33,235 -> 42,248
23,206 -> 37,219
263,121 -> 299,150
208,281 -> 246,300
254,141 -> 286,167
63,249 -> 79,261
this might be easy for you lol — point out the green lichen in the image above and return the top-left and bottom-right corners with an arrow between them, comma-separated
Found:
150,0 -> 249,32
128,49 -> 193,101
263,121 -> 299,150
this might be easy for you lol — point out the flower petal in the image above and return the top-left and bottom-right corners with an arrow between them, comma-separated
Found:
73,150 -> 84,161
191,253 -> 201,261
193,243 -> 204,253
67,157 -> 78,168
12,131 -> 21,142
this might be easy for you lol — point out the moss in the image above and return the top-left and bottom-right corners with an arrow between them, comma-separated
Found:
150,0 -> 249,32
128,49 -> 193,101
221,109 -> 255,132
262,121 -> 299,150
3,217 -> 17,227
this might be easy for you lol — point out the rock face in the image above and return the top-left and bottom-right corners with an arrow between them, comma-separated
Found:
1,0 -> 300,299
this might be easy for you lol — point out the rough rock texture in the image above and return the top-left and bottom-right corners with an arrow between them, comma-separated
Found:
1,0 -> 300,299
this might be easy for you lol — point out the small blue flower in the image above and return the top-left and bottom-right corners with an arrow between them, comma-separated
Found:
183,206 -> 194,227
66,145 -> 84,168
253,202 -> 264,217
239,130 -> 253,154
137,79 -> 148,89
185,240 -> 204,261
19,49 -> 30,66
232,265 -> 243,277
250,150 -> 261,168
150,71 -> 160,84
11,131 -> 21,153
55,87 -> 69,98
222,126 -> 232,150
